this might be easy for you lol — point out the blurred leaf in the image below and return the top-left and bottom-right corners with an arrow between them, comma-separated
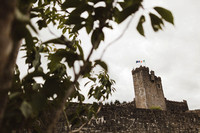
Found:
154,7 -> 174,25
149,13 -> 164,32
20,101 -> 33,119
62,0 -> 81,9
78,93 -> 85,102
32,83 -> 40,90
37,19 -> 47,30
32,50 -> 41,69
62,27 -> 67,34
43,36 -> 74,50
77,44 -> 84,60
85,15 -> 94,34
94,60 -> 108,71
91,28 -> 104,49
42,77 -> 60,97
31,93 -> 47,113
66,15 -> 85,25
23,27 -> 34,51
9,92 -> 22,100
72,24 -> 84,33
136,15 -> 145,36
115,0 -> 142,23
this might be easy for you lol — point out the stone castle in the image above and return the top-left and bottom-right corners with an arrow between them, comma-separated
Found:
56,66 -> 200,133
132,66 -> 188,112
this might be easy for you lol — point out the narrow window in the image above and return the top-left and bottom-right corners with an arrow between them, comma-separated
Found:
157,84 -> 160,88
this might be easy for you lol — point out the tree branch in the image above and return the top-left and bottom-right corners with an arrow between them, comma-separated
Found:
0,0 -> 17,129
62,109 -> 71,132
100,15 -> 134,60
71,102 -> 102,133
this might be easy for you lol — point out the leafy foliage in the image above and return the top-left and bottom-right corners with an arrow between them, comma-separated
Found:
137,15 -> 146,36
1,0 -> 174,132
154,7 -> 174,25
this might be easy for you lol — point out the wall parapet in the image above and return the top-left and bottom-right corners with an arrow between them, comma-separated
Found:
56,102 -> 200,133
166,99 -> 189,112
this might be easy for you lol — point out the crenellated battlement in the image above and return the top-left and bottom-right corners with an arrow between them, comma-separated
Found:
132,66 -> 161,82
132,66 -> 149,75
166,99 -> 189,112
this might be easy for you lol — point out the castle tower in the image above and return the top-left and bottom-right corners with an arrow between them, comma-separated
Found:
132,66 -> 166,110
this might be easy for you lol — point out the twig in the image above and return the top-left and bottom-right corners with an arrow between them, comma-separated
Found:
62,109 -> 70,132
47,26 -> 59,38
71,102 -> 103,133
100,15 -> 134,60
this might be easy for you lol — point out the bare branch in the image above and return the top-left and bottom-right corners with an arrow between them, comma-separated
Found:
71,102 -> 103,133
62,109 -> 71,132
100,15 -> 134,60
47,26 -> 59,38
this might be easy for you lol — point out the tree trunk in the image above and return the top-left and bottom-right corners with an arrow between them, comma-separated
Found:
0,0 -> 18,129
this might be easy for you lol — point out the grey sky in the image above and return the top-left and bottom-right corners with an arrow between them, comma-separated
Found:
17,0 -> 200,109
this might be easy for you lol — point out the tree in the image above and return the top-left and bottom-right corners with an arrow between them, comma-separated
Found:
0,0 -> 173,132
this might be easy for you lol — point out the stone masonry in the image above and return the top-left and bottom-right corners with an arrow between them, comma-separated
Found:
132,66 -> 166,110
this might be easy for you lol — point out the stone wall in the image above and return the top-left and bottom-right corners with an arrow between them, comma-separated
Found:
166,99 -> 189,112
56,102 -> 200,133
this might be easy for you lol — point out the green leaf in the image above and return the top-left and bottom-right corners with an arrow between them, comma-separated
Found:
149,13 -> 164,32
62,27 -> 67,34
119,0 -> 142,9
32,83 -> 40,90
115,0 -> 142,24
62,0 -> 81,9
136,15 -> 145,36
66,15 -> 85,25
31,93 -> 47,113
78,94 -> 85,102
32,50 -> 41,69
154,7 -> 174,25
9,92 -> 22,100
72,24 -> 84,33
38,0 -> 42,6
20,101 -> 33,119
37,19 -> 47,30
48,53 -> 63,72
42,76 -> 63,98
24,27 -> 34,51
94,60 -> 108,71
77,44 -> 84,60
91,28 -> 104,49
43,36 -> 74,50
85,15 -> 94,34
48,49 -> 80,69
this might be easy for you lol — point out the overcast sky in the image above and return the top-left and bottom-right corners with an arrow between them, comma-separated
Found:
17,0 -> 200,110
